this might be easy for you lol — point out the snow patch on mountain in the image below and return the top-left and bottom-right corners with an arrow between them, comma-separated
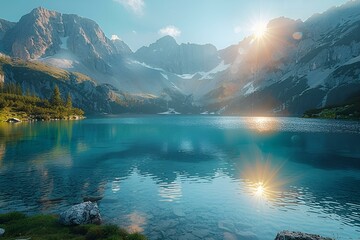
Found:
242,81 -> 256,95
38,49 -> 79,69
170,81 -> 182,92
132,60 -> 166,72
161,73 -> 168,80
344,55 -> 360,66
177,73 -> 196,79
175,61 -> 229,81
199,61 -> 230,80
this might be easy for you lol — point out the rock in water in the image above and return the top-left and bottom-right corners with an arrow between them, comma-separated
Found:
275,231 -> 334,240
0,228 -> 4,236
83,196 -> 103,202
59,201 -> 101,225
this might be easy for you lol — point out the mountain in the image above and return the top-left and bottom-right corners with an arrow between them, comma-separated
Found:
202,0 -> 360,115
134,35 -> 221,74
1,7 -> 129,74
0,2 -> 359,116
111,38 -> 133,55
0,7 -> 193,103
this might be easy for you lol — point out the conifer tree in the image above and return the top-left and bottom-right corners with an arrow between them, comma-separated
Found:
65,93 -> 72,109
51,85 -> 63,106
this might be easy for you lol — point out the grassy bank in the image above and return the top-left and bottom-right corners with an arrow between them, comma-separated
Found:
0,212 -> 146,240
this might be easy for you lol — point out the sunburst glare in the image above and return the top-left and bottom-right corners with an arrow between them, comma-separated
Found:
241,152 -> 289,201
252,21 -> 268,39
254,182 -> 265,197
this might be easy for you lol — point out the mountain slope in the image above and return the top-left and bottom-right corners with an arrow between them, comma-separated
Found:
0,19 -> 15,41
0,55 -> 202,114
203,0 -> 360,115
0,54 -> 122,113
134,36 -> 221,75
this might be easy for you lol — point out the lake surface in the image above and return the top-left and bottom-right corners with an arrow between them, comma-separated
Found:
0,116 -> 360,240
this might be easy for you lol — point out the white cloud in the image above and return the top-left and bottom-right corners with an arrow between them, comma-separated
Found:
114,0 -> 145,15
111,35 -> 121,41
158,25 -> 181,38
234,26 -> 242,34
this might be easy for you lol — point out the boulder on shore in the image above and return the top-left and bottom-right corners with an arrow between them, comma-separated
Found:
59,201 -> 101,226
275,231 -> 334,240
6,118 -> 21,123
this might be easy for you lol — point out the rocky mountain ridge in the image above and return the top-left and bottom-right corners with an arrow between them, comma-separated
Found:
0,1 -> 359,115
204,0 -> 360,115
134,35 -> 221,74
1,7 -> 130,73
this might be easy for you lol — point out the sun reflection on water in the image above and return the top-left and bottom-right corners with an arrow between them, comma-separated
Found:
254,182 -> 265,197
245,117 -> 280,133
240,154 -> 288,202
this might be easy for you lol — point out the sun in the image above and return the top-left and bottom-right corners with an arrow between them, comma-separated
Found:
252,21 -> 268,39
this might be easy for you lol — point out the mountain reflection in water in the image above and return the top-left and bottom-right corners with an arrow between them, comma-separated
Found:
0,116 -> 359,240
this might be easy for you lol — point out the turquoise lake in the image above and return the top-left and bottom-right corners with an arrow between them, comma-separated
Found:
0,116 -> 360,240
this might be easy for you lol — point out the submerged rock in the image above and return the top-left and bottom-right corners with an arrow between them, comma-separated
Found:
59,201 -> 101,226
83,196 -> 103,202
0,228 -> 4,236
275,231 -> 334,240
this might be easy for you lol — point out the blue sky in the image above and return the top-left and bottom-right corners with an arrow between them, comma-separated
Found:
0,0 -> 351,51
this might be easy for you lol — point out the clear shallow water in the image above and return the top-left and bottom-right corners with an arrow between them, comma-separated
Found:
0,116 -> 360,240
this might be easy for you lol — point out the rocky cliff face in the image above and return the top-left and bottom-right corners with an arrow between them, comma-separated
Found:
112,38 -> 133,56
1,7 -> 131,73
0,19 -> 15,41
134,36 -> 221,74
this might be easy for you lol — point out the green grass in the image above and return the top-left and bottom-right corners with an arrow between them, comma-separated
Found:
0,212 -> 146,240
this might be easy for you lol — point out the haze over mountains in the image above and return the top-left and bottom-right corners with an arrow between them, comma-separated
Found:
0,1 -> 360,115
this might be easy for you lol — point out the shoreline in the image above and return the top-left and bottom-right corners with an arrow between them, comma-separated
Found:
0,212 -> 335,240
2,115 -> 85,123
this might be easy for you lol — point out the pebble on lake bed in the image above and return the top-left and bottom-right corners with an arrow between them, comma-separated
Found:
275,231 -> 334,240
0,228 -> 4,236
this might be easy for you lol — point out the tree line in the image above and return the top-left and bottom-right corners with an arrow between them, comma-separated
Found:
0,82 -> 84,120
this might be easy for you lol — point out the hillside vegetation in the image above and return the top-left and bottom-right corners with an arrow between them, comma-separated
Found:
303,92 -> 360,120
0,82 -> 84,122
